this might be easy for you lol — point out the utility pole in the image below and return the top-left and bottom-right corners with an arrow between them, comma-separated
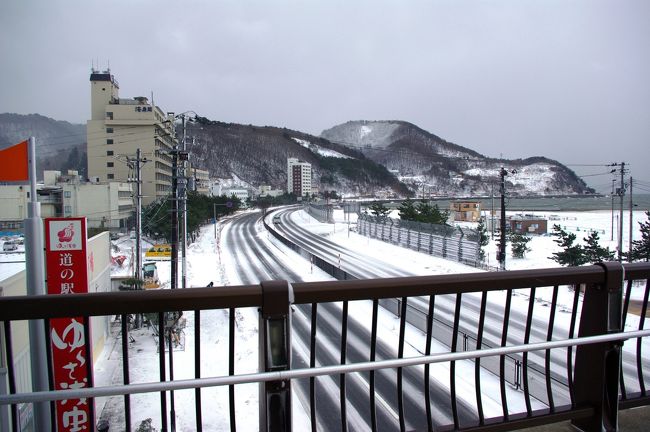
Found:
490,183 -> 495,239
629,176 -> 634,257
171,144 -> 179,291
135,149 -> 142,285
498,167 -> 508,270
132,149 -> 148,285
180,116 -> 188,290
168,142 -> 180,432
611,179 -> 615,241
116,150 -> 148,288
617,162 -> 626,261
130,149 -> 148,328
169,145 -> 189,291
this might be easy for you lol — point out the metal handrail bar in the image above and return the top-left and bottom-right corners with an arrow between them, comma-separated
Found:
0,265 -> 623,320
0,284 -> 263,320
3,328 -> 648,406
290,265 -> 609,304
624,261 -> 650,279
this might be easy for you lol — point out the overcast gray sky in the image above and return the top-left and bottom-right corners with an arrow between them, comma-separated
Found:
1,0 -> 649,189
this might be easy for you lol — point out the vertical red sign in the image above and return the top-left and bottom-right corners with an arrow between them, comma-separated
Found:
45,217 -> 94,432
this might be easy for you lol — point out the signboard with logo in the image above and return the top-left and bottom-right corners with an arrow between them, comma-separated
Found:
45,217 -> 94,432
144,243 -> 172,259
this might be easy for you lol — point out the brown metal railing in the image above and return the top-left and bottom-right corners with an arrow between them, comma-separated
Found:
1,262 -> 649,431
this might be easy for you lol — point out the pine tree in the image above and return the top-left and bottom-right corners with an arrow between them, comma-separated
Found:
509,232 -> 532,258
369,201 -> 390,219
477,217 -> 489,261
398,198 -> 418,221
415,201 -> 449,225
583,231 -> 615,263
629,211 -> 650,262
415,200 -> 434,223
435,205 -> 451,225
550,224 -> 588,267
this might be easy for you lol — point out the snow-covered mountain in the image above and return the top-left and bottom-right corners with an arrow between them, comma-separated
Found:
321,120 -> 593,196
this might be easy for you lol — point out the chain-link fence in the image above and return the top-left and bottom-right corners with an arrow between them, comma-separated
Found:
358,214 -> 481,266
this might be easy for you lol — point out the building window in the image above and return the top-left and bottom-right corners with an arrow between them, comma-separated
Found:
64,191 -> 71,198
107,150 -> 114,156
106,112 -> 113,120
107,162 -> 114,168
107,139 -> 113,145
64,205 -> 72,215
106,127 -> 114,133
107,174 -> 114,180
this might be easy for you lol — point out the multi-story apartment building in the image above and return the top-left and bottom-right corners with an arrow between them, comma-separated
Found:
86,69 -> 177,206
287,158 -> 312,197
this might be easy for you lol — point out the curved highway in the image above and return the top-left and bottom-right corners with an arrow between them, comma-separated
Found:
220,211 -> 478,431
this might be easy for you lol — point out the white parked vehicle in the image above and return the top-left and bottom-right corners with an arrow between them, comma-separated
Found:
3,241 -> 18,251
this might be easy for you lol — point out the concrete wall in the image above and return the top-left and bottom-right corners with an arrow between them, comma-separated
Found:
0,186 -> 29,221
62,183 -> 132,230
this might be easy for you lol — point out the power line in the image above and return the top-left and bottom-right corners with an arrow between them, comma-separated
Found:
565,163 -> 615,167
3,121 -> 179,151
578,171 -> 617,178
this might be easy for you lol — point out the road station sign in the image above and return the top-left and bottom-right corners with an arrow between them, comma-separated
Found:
45,217 -> 94,432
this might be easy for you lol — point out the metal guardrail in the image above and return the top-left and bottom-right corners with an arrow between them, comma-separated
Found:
358,213 -> 481,267
1,262 -> 649,432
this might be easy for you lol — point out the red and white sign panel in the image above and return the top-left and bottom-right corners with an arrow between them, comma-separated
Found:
45,218 -> 94,432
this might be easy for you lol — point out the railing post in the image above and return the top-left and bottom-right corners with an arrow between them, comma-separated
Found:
259,280 -> 293,432
572,262 -> 624,432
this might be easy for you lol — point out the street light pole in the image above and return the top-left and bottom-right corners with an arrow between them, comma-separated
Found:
498,167 -> 507,271
213,203 -> 217,238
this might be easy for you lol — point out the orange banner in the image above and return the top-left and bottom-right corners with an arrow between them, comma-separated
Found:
0,140 -> 29,181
